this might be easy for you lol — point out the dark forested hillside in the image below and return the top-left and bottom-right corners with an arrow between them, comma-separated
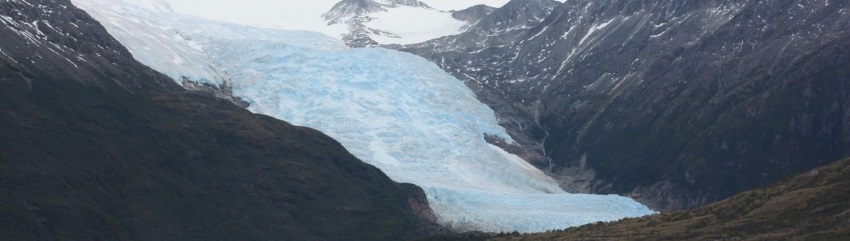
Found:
0,0 -> 439,240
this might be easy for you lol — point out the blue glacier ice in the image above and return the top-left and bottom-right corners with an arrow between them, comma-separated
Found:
73,0 -> 655,233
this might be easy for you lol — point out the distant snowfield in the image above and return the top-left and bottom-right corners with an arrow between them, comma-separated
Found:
163,0 -> 339,32
156,0 -> 532,45
366,6 -> 466,44
73,0 -> 650,233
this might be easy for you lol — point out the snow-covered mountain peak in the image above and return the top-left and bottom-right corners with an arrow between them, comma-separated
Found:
322,0 -> 434,25
322,0 -> 462,47
322,0 -> 387,24
99,1 -> 558,47
378,0 -> 432,8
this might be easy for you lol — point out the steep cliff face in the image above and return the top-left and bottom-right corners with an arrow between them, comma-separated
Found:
471,0 -> 561,34
396,0 -> 562,168
0,0 -> 440,240
401,0 -> 850,211
400,0 -> 560,52
0,0 -> 176,91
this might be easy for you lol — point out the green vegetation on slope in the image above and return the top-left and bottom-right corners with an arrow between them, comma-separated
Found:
491,158 -> 850,241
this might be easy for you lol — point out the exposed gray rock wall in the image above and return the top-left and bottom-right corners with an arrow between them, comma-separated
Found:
400,0 -> 850,211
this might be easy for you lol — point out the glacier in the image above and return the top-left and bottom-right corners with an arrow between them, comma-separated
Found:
73,0 -> 654,233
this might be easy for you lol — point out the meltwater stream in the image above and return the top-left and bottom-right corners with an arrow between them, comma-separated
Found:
74,0 -> 654,232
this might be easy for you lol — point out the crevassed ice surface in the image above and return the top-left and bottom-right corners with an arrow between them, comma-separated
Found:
73,0 -> 655,233
72,0 -> 226,87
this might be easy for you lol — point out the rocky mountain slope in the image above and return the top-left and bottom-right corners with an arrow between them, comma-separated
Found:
400,0 -> 850,211
0,0 -> 440,240
396,0 -> 562,166
491,158 -> 850,240
400,0 -> 559,52
323,0 -> 466,47
323,0 -> 431,24
450,4 -> 496,26
72,0 -> 654,233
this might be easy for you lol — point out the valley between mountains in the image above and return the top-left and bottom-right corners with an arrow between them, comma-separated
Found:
2,0 -> 848,240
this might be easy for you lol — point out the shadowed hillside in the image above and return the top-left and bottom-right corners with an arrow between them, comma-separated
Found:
0,0 -> 438,240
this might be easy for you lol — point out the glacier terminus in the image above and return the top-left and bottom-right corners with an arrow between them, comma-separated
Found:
72,0 -> 654,233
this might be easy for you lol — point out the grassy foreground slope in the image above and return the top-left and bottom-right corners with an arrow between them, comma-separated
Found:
492,158 -> 850,241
